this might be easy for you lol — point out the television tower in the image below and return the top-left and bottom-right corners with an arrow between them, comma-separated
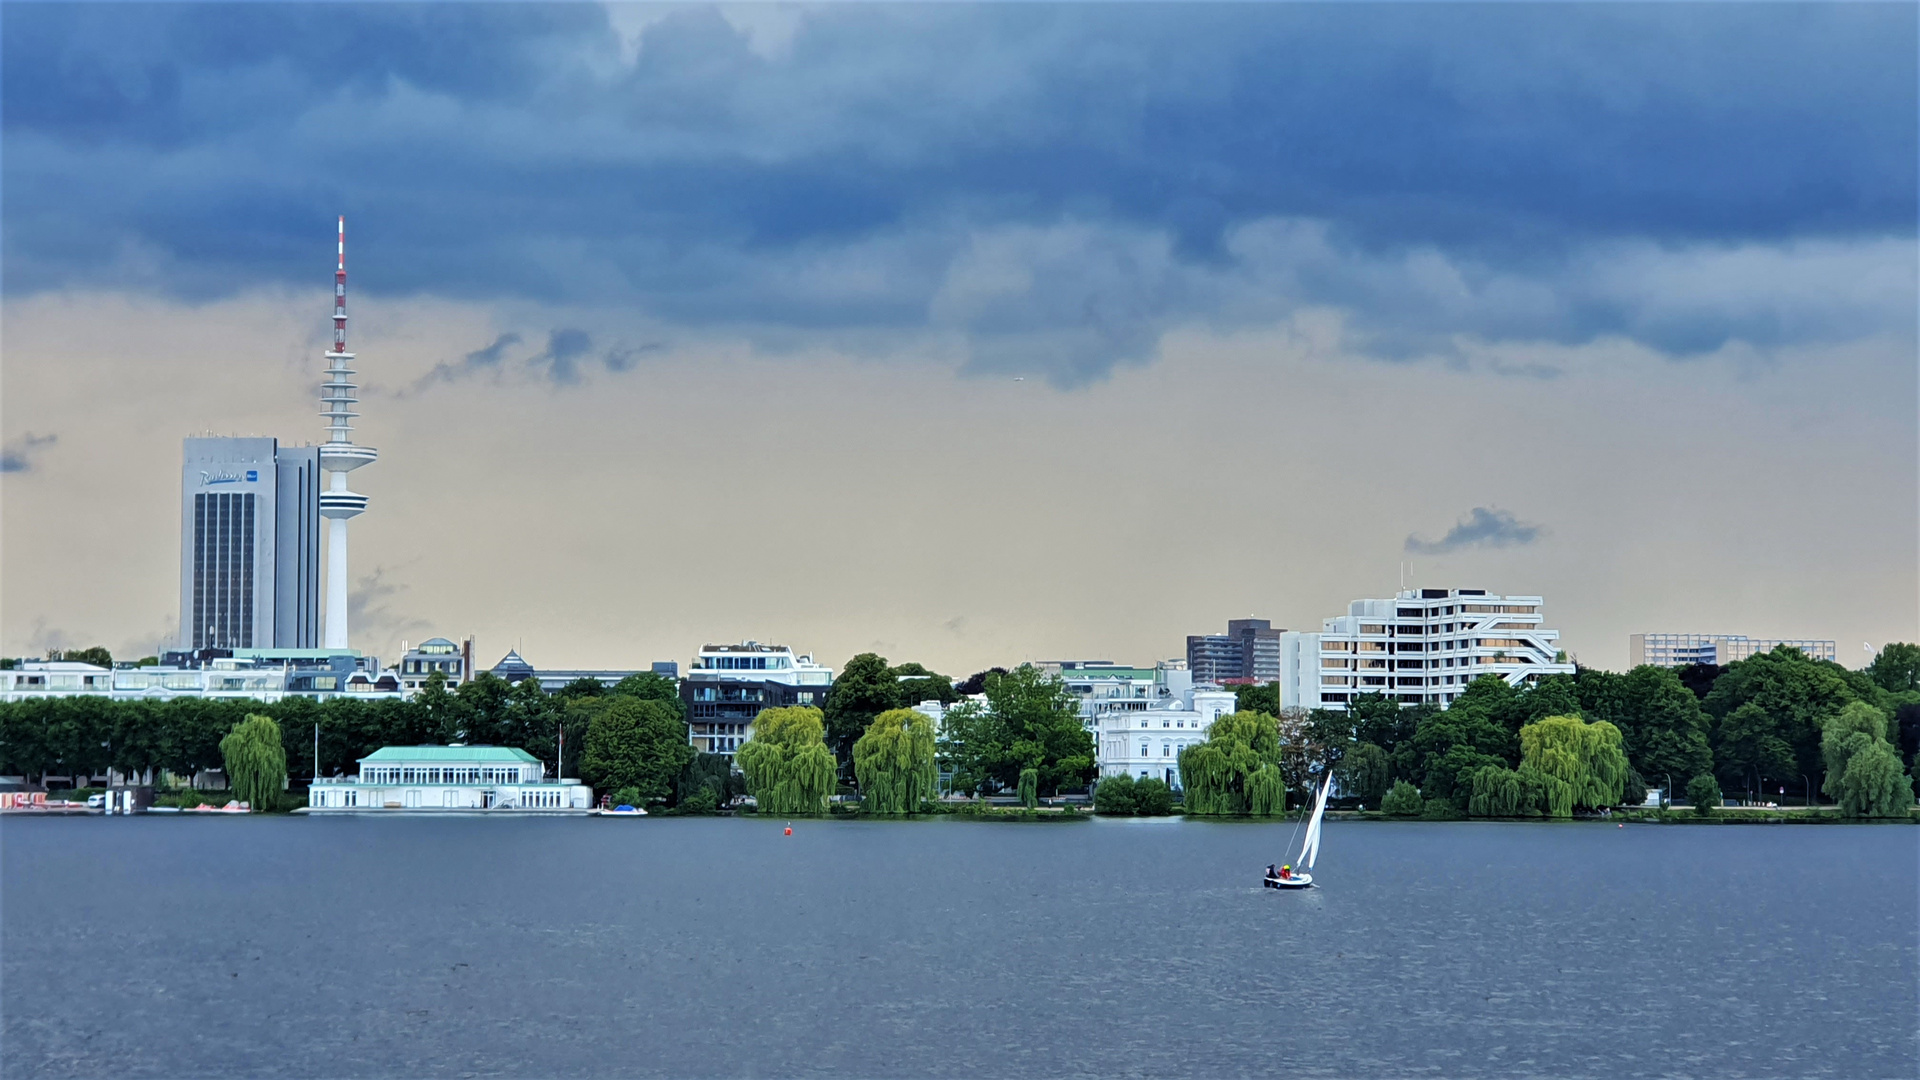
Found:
318,217 -> 377,650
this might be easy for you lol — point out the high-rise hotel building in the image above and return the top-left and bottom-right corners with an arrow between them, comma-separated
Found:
1278,588 -> 1574,711
178,436 -> 322,649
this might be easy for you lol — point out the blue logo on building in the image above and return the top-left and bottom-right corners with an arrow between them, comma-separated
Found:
246,470 -> 258,481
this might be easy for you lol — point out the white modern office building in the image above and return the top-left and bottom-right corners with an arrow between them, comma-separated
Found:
1091,664 -> 1235,788
1279,588 -> 1575,711
0,655 -> 402,704
306,746 -> 590,811
1629,634 -> 1837,668
681,641 -> 834,756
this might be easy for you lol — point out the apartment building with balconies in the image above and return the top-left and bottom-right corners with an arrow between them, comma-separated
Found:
1279,588 -> 1574,711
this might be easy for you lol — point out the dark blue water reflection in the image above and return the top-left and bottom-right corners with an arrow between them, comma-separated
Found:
4,815 -> 1914,1078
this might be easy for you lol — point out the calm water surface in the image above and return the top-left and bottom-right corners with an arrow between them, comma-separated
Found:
4,815 -> 1915,1078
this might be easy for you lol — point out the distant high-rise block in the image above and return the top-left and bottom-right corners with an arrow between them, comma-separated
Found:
1186,617 -> 1283,683
179,437 -> 320,649
1629,634 -> 1836,668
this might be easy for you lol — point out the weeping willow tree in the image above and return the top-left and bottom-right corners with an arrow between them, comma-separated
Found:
1518,715 -> 1627,818
1017,767 -> 1039,808
1467,765 -> 1525,818
1177,711 -> 1282,816
219,713 -> 285,812
853,709 -> 938,814
736,706 -> 837,815
1836,741 -> 1911,818
1246,764 -> 1287,817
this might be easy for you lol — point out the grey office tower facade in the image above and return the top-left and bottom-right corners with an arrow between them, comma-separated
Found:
179,437 -> 321,649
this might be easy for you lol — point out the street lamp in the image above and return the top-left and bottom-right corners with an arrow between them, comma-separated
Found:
1663,773 -> 1673,810
1802,774 -> 1812,810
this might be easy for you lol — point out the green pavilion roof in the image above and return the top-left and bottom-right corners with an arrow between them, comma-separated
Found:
359,746 -> 542,764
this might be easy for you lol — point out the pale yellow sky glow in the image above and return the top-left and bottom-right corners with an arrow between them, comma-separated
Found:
3,288 -> 1912,676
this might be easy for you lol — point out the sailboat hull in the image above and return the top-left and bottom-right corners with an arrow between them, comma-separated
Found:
1263,873 -> 1313,889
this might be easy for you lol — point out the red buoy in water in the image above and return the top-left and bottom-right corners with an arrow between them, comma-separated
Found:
785,826 -> 793,836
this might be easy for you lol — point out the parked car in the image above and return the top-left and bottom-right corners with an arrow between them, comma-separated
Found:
85,793 -> 105,809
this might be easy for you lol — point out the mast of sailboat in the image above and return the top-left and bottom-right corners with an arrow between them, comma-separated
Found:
1298,771 -> 1333,869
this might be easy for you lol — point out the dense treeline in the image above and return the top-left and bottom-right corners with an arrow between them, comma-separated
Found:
0,670 -> 684,792
1288,644 -> 1920,817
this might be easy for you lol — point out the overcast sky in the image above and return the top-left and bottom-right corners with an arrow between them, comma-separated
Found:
3,3 -> 1914,675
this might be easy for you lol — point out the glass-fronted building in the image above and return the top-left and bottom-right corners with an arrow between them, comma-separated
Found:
307,746 -> 590,811
179,437 -> 321,650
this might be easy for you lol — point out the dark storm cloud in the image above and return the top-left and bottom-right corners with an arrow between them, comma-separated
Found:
409,331 -> 523,392
530,328 -> 593,385
1406,508 -> 1543,556
3,4 -> 1913,382
0,432 -> 57,473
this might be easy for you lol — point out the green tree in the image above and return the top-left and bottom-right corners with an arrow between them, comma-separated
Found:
1821,701 -> 1892,800
454,672 -> 516,745
676,752 -> 741,810
1686,773 -> 1722,815
852,709 -> 938,814
939,665 -> 1093,796
892,663 -> 958,706
1334,741 -> 1391,804
1716,702 -> 1797,799
556,676 -> 607,700
219,714 -> 286,812
54,645 -> 113,669
1017,767 -> 1039,808
1467,765 -> 1526,817
1403,685 -> 1514,807
578,698 -> 695,805
736,706 -> 837,815
1836,741 -> 1911,818
1380,780 -> 1422,816
1093,773 -> 1137,815
1132,776 -> 1174,816
611,672 -> 687,721
1517,715 -> 1628,817
1233,683 -> 1279,716
1245,764 -> 1287,817
825,653 -> 904,768
1176,711 -> 1280,816
1704,647 -> 1860,790
1866,643 -> 1920,694
503,676 -> 563,773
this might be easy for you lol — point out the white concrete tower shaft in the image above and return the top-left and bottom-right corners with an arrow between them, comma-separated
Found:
317,216 -> 377,650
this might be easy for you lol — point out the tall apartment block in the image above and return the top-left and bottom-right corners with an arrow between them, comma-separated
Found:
1629,634 -> 1836,668
1186,618 -> 1283,683
1278,588 -> 1574,711
179,436 -> 322,650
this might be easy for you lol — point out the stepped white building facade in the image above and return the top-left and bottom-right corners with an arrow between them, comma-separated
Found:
1279,588 -> 1574,711
1091,664 -> 1236,788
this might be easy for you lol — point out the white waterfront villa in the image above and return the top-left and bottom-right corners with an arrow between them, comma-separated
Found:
306,746 -> 590,812
1092,666 -> 1236,789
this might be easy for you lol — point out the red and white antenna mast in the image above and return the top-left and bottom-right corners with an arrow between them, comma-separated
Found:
333,215 -> 348,355
318,214 -> 376,651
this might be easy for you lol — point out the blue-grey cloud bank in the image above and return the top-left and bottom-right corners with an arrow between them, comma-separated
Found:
4,3 -> 1914,384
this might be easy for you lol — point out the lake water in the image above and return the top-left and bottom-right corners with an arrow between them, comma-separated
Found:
4,815 -> 1915,1078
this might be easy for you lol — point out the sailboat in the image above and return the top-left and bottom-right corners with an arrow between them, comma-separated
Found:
1265,771 -> 1332,890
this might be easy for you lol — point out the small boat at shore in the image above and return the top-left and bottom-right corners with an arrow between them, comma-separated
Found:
1265,772 -> 1331,890
593,805 -> 647,817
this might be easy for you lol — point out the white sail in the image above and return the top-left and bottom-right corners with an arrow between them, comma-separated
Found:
1300,771 -> 1333,869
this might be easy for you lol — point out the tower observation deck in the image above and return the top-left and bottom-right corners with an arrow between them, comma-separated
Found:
319,216 -> 376,650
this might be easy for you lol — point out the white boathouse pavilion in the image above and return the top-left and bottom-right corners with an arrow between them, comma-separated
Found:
307,746 -> 591,812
